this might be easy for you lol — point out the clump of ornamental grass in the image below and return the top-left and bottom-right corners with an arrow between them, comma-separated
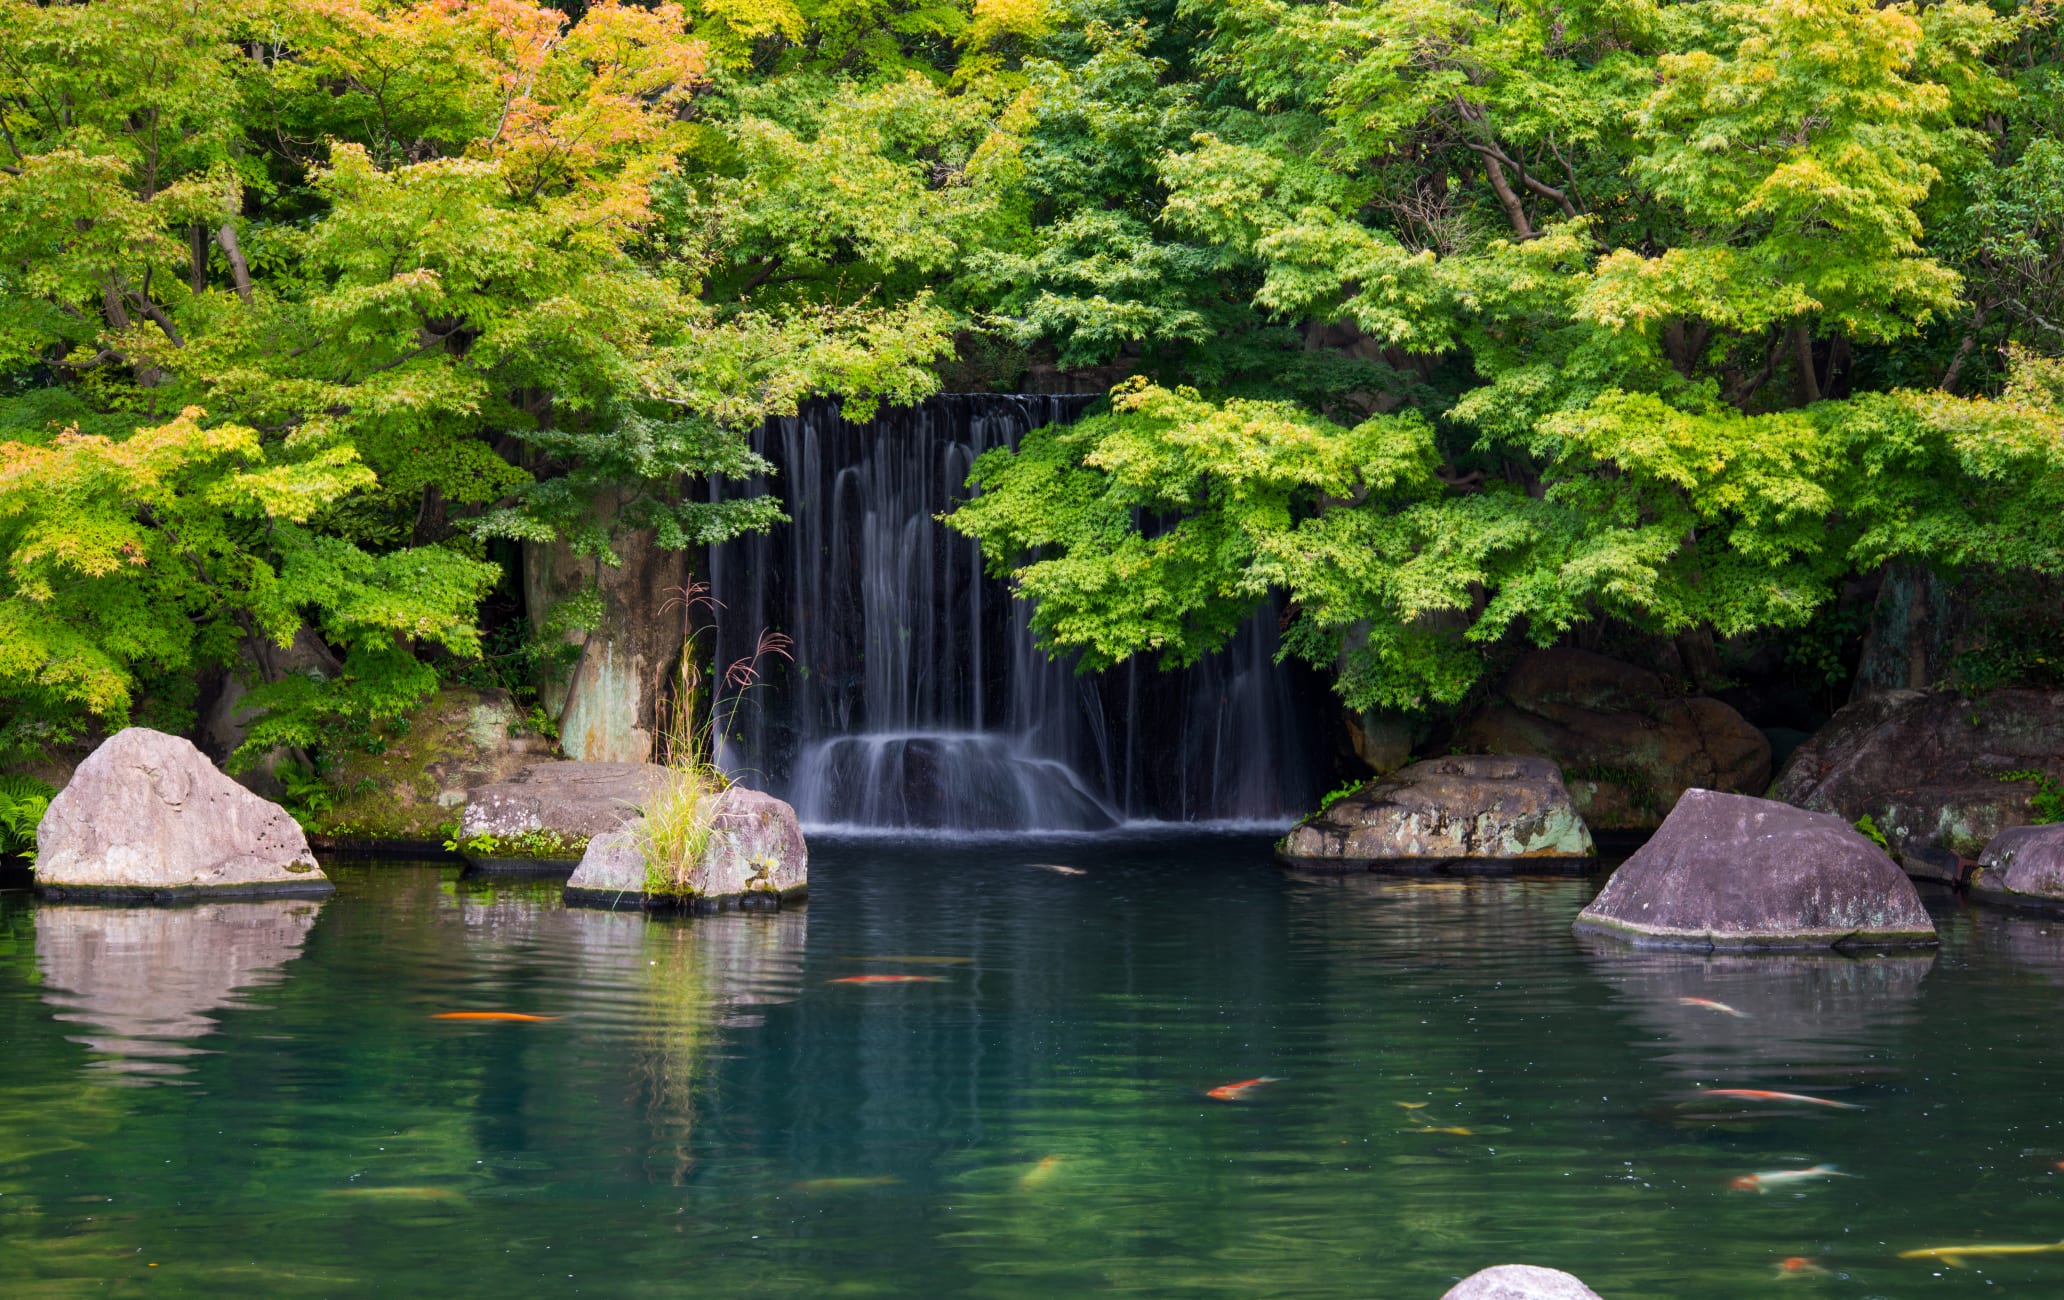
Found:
640,656 -> 729,901
637,586 -> 793,901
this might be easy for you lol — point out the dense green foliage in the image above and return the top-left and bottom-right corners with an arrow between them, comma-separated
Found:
2,0 -> 2063,759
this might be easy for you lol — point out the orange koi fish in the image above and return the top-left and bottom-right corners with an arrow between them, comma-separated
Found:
1678,997 -> 1750,1018
1206,1076 -> 1281,1101
1730,1164 -> 1848,1192
1704,1089 -> 1861,1109
1413,1126 -> 1476,1137
431,1012 -> 555,1022
828,975 -> 945,985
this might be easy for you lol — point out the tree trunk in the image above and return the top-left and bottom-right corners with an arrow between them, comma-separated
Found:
525,521 -> 692,763
1791,324 -> 1822,405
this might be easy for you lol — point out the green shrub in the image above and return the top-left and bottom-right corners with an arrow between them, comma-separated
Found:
2000,770 -> 2064,824
0,774 -> 56,861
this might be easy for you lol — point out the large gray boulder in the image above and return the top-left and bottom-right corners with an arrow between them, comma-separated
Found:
1773,688 -> 2064,882
565,786 -> 807,910
458,760 -> 672,851
1972,824 -> 2064,910
35,729 -> 331,899
1440,1265 -> 1602,1299
1574,789 -> 1936,951
1457,649 -> 1770,831
1277,755 -> 1594,873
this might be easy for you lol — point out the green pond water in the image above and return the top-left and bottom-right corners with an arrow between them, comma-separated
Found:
1,835 -> 2062,1297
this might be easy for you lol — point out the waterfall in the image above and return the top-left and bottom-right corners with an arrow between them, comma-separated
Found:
706,395 -> 1326,832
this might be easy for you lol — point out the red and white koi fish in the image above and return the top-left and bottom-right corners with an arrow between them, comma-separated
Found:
1678,997 -> 1749,1018
828,975 -> 945,985
1730,1164 -> 1849,1192
1775,1256 -> 1830,1278
1704,1089 -> 1861,1110
1206,1076 -> 1281,1102
431,1012 -> 555,1022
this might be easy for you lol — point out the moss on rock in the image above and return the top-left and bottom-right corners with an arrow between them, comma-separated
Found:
314,688 -> 556,843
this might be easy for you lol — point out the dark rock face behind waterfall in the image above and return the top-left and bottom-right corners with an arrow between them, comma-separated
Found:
706,396 -> 1327,831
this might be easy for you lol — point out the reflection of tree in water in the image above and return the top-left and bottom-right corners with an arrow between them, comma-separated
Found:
36,900 -> 323,1082
1581,940 -> 1934,1082
635,909 -> 808,1183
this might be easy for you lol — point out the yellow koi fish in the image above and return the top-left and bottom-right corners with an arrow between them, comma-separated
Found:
1899,1241 -> 2064,1268
790,1176 -> 902,1192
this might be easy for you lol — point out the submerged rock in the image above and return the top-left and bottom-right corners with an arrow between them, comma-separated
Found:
312,687 -> 555,844
1772,688 -> 2064,882
564,786 -> 808,909
1972,824 -> 2064,910
35,729 -> 332,900
1439,1264 -> 1602,1299
1458,649 -> 1770,831
1276,755 -> 1595,873
1574,789 -> 1936,951
458,760 -> 672,856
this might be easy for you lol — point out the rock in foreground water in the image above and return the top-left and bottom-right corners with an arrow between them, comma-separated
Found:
1972,824 -> 2064,909
1276,755 -> 1595,873
35,729 -> 332,899
1439,1264 -> 1602,1299
565,786 -> 807,909
1574,789 -> 1936,951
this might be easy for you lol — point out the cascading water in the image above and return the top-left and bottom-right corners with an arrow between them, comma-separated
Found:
705,395 -> 1327,832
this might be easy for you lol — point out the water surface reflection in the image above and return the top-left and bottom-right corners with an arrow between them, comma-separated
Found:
1584,943 -> 1934,1083
36,899 -> 323,1081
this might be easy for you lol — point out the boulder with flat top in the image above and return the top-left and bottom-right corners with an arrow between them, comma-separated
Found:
34,728 -> 332,900
459,760 -> 673,848
565,785 -> 808,910
1276,755 -> 1595,873
1439,1265 -> 1602,1300
1574,788 -> 1936,951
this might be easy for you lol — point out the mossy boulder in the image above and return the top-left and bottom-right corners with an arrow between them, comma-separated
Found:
1276,755 -> 1595,874
314,688 -> 556,843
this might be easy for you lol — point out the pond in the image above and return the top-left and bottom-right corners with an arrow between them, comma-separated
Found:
0,834 -> 2060,1297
